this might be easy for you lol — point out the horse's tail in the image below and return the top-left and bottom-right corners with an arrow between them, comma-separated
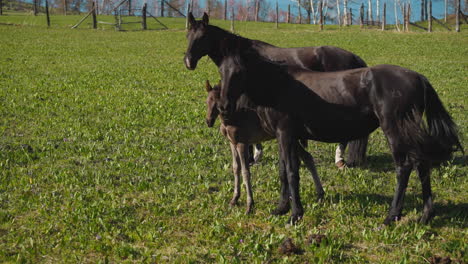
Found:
400,78 -> 463,164
346,136 -> 369,167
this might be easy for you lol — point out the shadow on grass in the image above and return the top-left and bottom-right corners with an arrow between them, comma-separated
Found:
329,192 -> 467,228
358,153 -> 466,173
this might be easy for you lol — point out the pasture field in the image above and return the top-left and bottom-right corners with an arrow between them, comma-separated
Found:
0,16 -> 467,263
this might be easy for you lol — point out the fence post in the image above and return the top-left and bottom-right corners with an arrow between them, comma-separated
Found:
287,4 -> 290,23
91,1 -> 97,29
349,8 -> 352,25
160,0 -> 164,17
421,0 -> 424,21
276,1 -> 279,29
33,0 -> 38,16
223,0 -> 226,20
142,3 -> 147,30
455,0 -> 460,32
319,1 -> 323,30
403,3 -> 406,32
231,7 -> 234,32
63,0 -> 67,15
425,0 -> 428,20
382,3 -> 385,31
359,3 -> 363,29
128,0 -> 131,16
45,0 -> 50,27
428,1 -> 432,32
0,0 -> 3,15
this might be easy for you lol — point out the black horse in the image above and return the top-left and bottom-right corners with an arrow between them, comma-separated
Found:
217,46 -> 463,225
184,12 -> 368,167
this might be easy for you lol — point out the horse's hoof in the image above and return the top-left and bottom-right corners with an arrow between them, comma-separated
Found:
245,202 -> 254,214
287,214 -> 303,225
271,205 -> 290,216
229,199 -> 238,207
383,215 -> 402,225
316,192 -> 325,203
419,212 -> 435,225
335,160 -> 346,170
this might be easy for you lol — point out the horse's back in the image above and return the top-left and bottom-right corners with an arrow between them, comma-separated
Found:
254,43 -> 366,72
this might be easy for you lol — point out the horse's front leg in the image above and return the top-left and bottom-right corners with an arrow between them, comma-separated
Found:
237,143 -> 254,214
229,143 -> 241,207
278,131 -> 303,224
271,155 -> 291,216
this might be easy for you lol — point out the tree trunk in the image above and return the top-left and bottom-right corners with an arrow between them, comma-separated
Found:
336,0 -> 341,26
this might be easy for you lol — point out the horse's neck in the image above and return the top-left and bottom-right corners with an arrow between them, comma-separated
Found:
207,26 -> 255,67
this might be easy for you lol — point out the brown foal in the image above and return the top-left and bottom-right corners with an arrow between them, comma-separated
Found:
204,81 -> 325,214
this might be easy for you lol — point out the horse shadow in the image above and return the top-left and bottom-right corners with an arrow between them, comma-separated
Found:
359,153 -> 467,173
329,192 -> 468,229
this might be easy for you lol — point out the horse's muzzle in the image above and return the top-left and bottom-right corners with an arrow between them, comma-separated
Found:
206,118 -> 215,128
184,56 -> 197,70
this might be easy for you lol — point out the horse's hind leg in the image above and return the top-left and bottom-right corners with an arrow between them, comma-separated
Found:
417,161 -> 434,224
297,145 -> 325,201
384,154 -> 412,225
229,143 -> 241,207
237,143 -> 254,214
253,144 -> 263,164
383,124 -> 413,225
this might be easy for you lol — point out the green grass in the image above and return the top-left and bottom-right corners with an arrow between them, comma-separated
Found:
0,15 -> 467,263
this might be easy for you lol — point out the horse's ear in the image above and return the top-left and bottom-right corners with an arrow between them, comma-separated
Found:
205,80 -> 212,92
188,12 -> 196,27
202,12 -> 209,25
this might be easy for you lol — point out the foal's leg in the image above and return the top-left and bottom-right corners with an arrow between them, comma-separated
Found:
229,143 -> 241,207
417,161 -> 434,224
297,145 -> 325,201
335,142 -> 347,169
237,143 -> 254,214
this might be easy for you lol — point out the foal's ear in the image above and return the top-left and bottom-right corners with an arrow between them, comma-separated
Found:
188,12 -> 196,27
205,80 -> 213,92
202,12 -> 209,25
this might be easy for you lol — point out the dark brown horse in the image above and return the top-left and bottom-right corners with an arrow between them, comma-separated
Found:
184,12 -> 368,168
217,47 -> 463,225
204,81 -> 324,214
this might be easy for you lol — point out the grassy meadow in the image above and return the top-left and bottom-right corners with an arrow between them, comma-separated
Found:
0,13 -> 467,263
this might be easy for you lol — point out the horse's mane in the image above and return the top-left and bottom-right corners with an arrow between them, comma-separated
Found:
206,24 -> 275,48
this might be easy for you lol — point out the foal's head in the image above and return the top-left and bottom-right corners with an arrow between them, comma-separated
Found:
204,80 -> 221,128
218,54 -> 248,116
184,12 -> 211,70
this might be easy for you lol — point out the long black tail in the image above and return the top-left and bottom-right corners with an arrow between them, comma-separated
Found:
400,78 -> 463,163
346,136 -> 369,167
